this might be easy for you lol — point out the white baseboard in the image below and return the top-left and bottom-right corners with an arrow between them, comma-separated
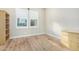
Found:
10,32 -> 60,40
46,33 -> 61,40
10,33 -> 45,39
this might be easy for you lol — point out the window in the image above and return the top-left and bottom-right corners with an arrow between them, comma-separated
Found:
17,18 -> 27,27
29,9 -> 38,28
16,8 -> 39,29
30,19 -> 37,26
16,9 -> 28,28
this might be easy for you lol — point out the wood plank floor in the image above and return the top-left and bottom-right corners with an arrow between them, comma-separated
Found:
0,34 -> 70,51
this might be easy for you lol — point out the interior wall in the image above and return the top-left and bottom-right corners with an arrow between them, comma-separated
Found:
1,8 -> 79,39
46,8 -> 79,39
0,8 -> 45,39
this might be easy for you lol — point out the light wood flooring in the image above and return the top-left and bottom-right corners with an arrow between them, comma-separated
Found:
0,34 -> 70,51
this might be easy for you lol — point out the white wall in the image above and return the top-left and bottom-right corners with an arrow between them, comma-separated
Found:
1,8 -> 79,39
0,8 -> 45,39
46,8 -> 79,39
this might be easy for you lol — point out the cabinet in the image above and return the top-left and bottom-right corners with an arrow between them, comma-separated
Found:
61,31 -> 79,50
0,10 -> 9,45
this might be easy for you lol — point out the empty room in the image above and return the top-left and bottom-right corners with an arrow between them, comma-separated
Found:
0,8 -> 79,51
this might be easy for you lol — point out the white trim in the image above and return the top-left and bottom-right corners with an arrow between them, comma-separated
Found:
10,33 -> 45,39
46,33 -> 61,40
